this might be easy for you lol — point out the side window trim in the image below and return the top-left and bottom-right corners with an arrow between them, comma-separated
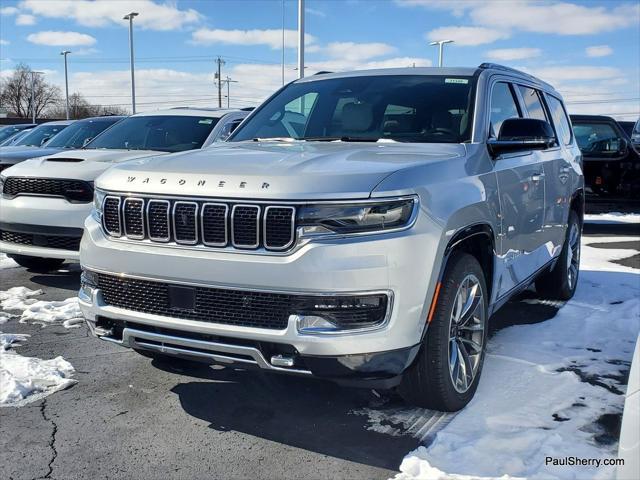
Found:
545,93 -> 574,146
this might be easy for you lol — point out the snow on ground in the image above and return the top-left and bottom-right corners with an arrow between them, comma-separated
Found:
0,287 -> 83,328
584,212 -> 640,225
0,253 -> 19,270
368,234 -> 640,480
0,332 -> 77,407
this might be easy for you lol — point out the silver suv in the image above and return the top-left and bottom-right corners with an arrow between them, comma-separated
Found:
79,64 -> 584,411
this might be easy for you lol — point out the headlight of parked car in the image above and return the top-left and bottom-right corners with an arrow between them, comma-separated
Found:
297,196 -> 417,237
91,188 -> 106,222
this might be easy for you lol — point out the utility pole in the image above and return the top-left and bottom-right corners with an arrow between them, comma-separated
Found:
215,56 -> 225,108
61,50 -> 71,119
123,12 -> 139,114
30,71 -> 43,123
224,76 -> 238,108
429,39 -> 454,67
297,0 -> 304,79
281,0 -> 285,85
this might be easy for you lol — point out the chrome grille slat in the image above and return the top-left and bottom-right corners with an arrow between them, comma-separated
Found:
100,195 -> 295,252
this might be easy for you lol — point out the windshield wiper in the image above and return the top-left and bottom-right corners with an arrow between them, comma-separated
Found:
252,137 -> 297,142
300,136 -> 380,142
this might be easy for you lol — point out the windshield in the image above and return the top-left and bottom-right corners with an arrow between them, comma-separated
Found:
85,115 -> 220,152
0,126 -> 29,144
46,118 -> 122,149
15,124 -> 69,147
232,75 -> 476,143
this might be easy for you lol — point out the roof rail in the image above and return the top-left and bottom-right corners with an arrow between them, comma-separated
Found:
478,62 -> 552,88
314,71 -> 333,75
240,107 -> 255,111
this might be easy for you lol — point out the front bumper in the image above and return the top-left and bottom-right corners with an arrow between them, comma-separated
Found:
79,211 -> 442,384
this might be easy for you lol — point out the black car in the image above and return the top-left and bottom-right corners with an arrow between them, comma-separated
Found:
618,120 -> 636,139
570,114 -> 639,197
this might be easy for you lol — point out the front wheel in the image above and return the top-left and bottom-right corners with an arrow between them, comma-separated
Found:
8,255 -> 65,272
535,210 -> 581,301
399,252 -> 488,411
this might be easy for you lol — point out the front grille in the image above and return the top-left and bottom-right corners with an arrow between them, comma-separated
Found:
0,229 -> 81,251
2,177 -> 93,203
96,273 -> 292,330
101,195 -> 296,252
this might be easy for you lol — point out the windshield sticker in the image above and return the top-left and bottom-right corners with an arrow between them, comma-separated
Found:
445,78 -> 469,84
199,118 -> 214,124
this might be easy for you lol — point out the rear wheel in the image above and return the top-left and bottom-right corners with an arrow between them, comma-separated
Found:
535,210 -> 581,301
9,255 -> 65,272
399,252 -> 488,411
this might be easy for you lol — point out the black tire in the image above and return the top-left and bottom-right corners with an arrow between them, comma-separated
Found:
399,252 -> 488,411
535,210 -> 581,301
8,255 -> 65,272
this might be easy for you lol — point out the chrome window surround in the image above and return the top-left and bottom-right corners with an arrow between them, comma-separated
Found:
200,202 -> 229,247
123,198 -> 145,240
96,190 -> 419,257
231,204 -> 261,249
146,199 -> 171,243
83,266 -> 395,336
172,201 -> 199,245
263,205 -> 296,251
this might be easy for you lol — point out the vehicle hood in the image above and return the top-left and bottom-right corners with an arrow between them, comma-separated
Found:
97,141 -> 466,200
1,148 -> 165,182
0,147 -> 63,164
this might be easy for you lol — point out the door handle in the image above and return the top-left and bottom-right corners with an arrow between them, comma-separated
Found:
530,173 -> 545,182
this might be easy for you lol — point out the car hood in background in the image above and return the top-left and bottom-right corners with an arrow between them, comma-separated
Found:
0,147 -> 64,165
1,148 -> 165,182
97,141 -> 466,200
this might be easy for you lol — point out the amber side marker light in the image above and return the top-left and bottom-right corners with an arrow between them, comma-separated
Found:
427,282 -> 442,323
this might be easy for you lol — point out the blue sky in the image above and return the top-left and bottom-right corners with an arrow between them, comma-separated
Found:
0,0 -> 638,119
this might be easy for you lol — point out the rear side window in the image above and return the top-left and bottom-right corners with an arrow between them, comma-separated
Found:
573,122 -> 623,155
546,95 -> 573,145
490,82 -> 521,137
517,85 -> 547,121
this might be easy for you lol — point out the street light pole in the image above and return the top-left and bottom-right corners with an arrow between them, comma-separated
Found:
429,39 -> 454,67
123,12 -> 139,114
224,76 -> 238,108
30,71 -> 44,123
281,0 -> 285,85
297,0 -> 304,79
60,50 -> 71,119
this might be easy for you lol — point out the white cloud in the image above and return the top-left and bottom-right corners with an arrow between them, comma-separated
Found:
426,26 -> 509,46
27,31 -> 97,47
586,45 -> 613,58
324,42 -> 397,61
486,47 -> 541,61
524,66 -> 623,84
15,14 -> 36,25
191,28 -> 317,50
306,7 -> 326,17
0,6 -> 19,15
0,39 -> 9,46
19,0 -> 201,31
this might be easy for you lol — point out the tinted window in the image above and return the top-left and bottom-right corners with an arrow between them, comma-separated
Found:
46,118 -> 121,149
618,121 -> 634,137
517,85 -> 547,121
0,126 -> 26,143
232,75 -> 476,143
490,82 -> 520,137
573,122 -> 622,155
546,95 -> 572,145
15,124 -> 68,147
85,115 -> 219,153
213,119 -> 243,143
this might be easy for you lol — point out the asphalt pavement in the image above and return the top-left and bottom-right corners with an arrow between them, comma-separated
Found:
1,225 -> 638,480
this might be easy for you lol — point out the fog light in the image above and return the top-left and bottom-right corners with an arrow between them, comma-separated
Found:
293,293 -> 390,334
78,283 -> 94,303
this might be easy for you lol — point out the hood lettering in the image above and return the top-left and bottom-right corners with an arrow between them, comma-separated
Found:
118,176 -> 271,192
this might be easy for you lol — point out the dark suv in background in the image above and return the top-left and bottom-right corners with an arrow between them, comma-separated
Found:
570,114 -> 639,198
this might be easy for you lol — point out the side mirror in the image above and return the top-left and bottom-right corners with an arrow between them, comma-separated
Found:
488,118 -> 556,158
82,137 -> 93,147
618,137 -> 629,155
40,136 -> 52,146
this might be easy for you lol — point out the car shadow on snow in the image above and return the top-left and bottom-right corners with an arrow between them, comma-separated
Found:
166,364 -> 420,471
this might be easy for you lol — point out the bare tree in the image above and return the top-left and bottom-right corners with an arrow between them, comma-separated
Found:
49,92 -> 129,119
0,63 -> 62,119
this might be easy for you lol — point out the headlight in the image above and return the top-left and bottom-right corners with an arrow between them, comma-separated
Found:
91,188 -> 106,222
297,197 -> 417,236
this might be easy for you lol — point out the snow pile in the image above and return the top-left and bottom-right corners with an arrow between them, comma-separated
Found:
1,287 -> 83,329
0,253 -> 18,270
584,212 -> 640,225
388,235 -> 639,480
0,332 -> 77,407
0,286 -> 43,310
19,297 -> 83,329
